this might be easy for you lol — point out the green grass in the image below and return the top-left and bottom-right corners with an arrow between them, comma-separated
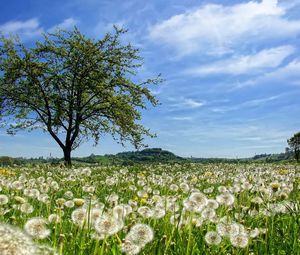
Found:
0,163 -> 299,254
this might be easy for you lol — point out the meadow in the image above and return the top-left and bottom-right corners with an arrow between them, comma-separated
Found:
0,163 -> 299,255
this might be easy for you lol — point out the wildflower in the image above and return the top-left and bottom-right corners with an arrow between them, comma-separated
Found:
152,207 -> 166,219
12,181 -> 24,190
126,223 -> 154,248
81,167 -> 92,176
64,200 -> 75,208
24,217 -> 50,239
230,233 -> 249,248
216,193 -> 235,206
120,240 -> 141,255
170,184 -> 179,192
94,214 -> 123,236
73,198 -> 85,207
217,186 -> 228,193
106,193 -> 119,205
249,228 -> 260,238
48,214 -> 61,224
0,194 -> 9,205
0,223 -> 37,255
137,206 -> 153,218
205,231 -> 222,245
71,208 -> 87,227
270,182 -> 281,192
180,183 -> 190,193
251,197 -> 263,205
36,245 -> 57,255
191,217 -> 204,227
20,203 -> 34,214
206,199 -> 219,209
201,208 -> 216,220
56,198 -> 66,207
183,199 -> 202,213
28,189 -> 40,198
64,191 -> 74,199
90,208 -> 104,225
189,192 -> 208,208
14,196 -> 26,204
216,222 -> 240,237
137,190 -> 148,198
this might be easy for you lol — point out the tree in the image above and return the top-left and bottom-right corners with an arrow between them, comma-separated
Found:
0,27 -> 161,165
287,132 -> 300,162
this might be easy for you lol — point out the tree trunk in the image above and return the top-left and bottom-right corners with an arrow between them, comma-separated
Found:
63,147 -> 72,166
295,149 -> 300,163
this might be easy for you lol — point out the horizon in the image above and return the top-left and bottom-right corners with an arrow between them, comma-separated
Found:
1,0 -> 300,158
0,146 -> 286,160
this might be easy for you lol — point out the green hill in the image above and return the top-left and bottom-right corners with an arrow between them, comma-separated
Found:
0,148 -> 295,166
115,148 -> 184,163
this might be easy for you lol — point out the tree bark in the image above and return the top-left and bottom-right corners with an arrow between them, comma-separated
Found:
63,147 -> 72,166
295,149 -> 300,163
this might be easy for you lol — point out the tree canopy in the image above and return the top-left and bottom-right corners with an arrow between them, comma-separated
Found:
0,27 -> 161,165
287,132 -> 300,162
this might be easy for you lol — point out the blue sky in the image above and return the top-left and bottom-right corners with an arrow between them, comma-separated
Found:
1,0 -> 300,158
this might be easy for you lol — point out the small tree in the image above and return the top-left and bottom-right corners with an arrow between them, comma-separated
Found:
287,132 -> 300,162
0,27 -> 161,165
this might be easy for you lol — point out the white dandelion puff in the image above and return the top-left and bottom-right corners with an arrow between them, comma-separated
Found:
205,231 -> 222,245
24,217 -> 50,239
125,223 -> 154,248
120,240 -> 141,255
230,233 -> 249,248
94,214 -> 123,236
0,223 -> 37,255
0,194 -> 9,205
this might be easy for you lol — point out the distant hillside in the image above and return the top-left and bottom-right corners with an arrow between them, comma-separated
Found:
62,148 -> 185,165
115,148 -> 185,163
0,148 -> 295,166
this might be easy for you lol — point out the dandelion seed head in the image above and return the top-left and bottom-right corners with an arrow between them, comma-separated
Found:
126,224 -> 154,248
205,231 -> 222,245
20,203 -> 34,214
0,223 -> 37,255
94,214 -> 123,236
230,233 -> 249,248
71,208 -> 87,227
48,214 -> 61,224
120,240 -> 141,255
24,217 -> 50,239
137,206 -> 153,218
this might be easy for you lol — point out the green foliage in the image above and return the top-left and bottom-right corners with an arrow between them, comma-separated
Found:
115,148 -> 184,163
287,132 -> 300,162
0,156 -> 14,166
0,27 -> 161,164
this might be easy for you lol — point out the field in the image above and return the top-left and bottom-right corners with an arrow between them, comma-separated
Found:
0,163 -> 299,255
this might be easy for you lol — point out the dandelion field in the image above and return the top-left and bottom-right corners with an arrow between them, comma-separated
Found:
0,163 -> 299,255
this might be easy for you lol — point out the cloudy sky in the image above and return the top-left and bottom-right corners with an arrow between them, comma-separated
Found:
1,0 -> 300,158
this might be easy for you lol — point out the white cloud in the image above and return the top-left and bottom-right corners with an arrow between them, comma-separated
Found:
234,60 -> 300,89
149,0 -> 300,57
185,45 -> 294,76
0,18 -> 43,40
171,116 -> 194,121
168,97 -> 206,110
0,18 -> 80,41
211,94 -> 282,113
49,18 -> 78,31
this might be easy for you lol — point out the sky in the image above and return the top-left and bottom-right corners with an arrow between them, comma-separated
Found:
1,0 -> 300,158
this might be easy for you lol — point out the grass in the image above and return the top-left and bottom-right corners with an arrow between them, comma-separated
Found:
0,163 -> 299,254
